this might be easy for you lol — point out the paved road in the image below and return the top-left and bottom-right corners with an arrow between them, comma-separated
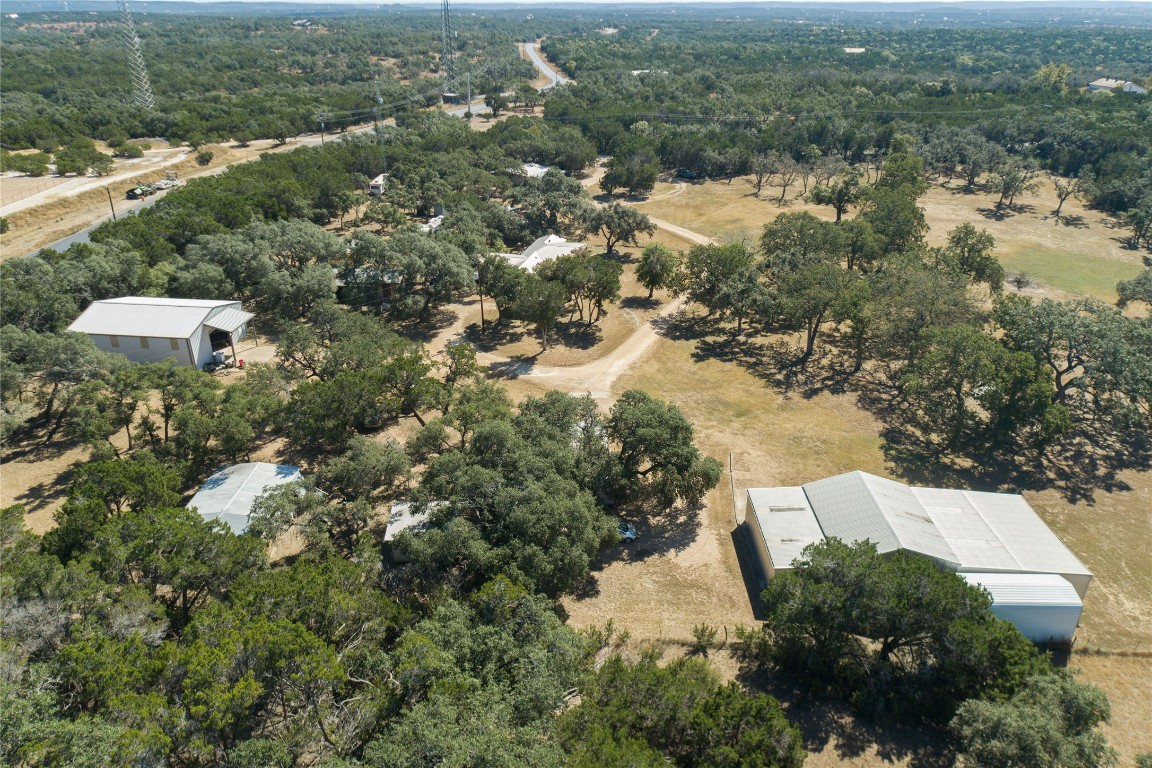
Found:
38,189 -> 174,253
523,42 -> 571,90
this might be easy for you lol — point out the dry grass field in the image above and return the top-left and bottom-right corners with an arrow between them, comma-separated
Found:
635,174 -> 1146,302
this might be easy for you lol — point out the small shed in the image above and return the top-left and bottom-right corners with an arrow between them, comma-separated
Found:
187,462 -> 302,534
384,501 -> 441,562
67,297 -> 253,369
961,573 -> 1083,643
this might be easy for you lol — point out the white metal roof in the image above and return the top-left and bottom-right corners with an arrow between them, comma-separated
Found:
803,471 -> 960,568
958,490 -> 1093,580
67,297 -> 242,339
960,573 -> 1082,607
384,501 -> 443,542
501,234 -> 586,272
747,487 -> 825,570
521,163 -> 551,178
187,462 -> 302,534
912,487 -> 1022,571
203,307 -> 254,334
748,471 -> 1091,593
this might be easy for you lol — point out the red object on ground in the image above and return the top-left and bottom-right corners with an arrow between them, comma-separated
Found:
238,359 -> 244,369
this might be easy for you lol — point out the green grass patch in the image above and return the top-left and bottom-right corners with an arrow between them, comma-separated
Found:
996,245 -> 1143,301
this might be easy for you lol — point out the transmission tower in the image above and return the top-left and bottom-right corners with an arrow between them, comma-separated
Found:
440,0 -> 459,96
117,0 -> 156,110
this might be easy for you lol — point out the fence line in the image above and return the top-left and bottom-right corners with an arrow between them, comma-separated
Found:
0,179 -> 66,207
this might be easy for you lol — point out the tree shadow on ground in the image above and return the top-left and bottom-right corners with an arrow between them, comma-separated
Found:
620,295 -> 660,311
652,308 -> 720,342
486,356 -> 539,380
1051,214 -> 1089,229
738,666 -> 954,768
552,320 -> 603,350
394,307 -> 461,344
946,185 -> 981,196
621,501 -> 704,563
691,330 -> 860,398
878,414 -> 1152,504
603,249 -> 638,265
465,320 -> 527,351
976,205 -> 1015,221
1111,236 -> 1145,251
675,316 -> 1152,503
13,466 -> 77,515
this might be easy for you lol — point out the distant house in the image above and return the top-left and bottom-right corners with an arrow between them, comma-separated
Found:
335,267 -> 404,310
843,47 -> 867,54
744,471 -> 1093,643
510,162 -> 553,185
187,462 -> 303,534
498,234 -> 586,272
384,501 -> 442,562
67,297 -> 253,368
291,19 -> 312,27
1088,77 -> 1147,95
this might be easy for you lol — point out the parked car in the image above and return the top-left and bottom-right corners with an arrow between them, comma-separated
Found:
618,521 -> 637,544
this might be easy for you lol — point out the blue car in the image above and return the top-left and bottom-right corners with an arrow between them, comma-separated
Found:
618,521 -> 637,544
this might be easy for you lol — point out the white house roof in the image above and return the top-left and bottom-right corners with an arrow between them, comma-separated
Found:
521,162 -> 551,178
802,471 -> 960,568
960,573 -> 1083,608
187,462 -> 302,534
1089,78 -> 1147,94
67,297 -> 243,339
747,487 -> 825,570
500,234 -> 586,272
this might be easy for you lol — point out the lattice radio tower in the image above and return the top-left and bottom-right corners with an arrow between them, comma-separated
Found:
440,0 -> 459,96
117,0 -> 156,110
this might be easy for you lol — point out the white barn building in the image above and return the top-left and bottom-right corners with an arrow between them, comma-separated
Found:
67,297 -> 253,369
744,471 -> 1092,643
187,462 -> 303,534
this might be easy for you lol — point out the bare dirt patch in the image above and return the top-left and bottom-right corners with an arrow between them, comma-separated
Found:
0,175 -> 70,208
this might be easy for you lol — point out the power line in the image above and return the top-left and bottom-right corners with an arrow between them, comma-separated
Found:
532,99 -> 1141,125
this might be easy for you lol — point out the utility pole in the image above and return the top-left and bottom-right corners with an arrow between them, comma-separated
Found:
373,76 -> 384,141
466,72 -> 472,118
106,187 -> 117,220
